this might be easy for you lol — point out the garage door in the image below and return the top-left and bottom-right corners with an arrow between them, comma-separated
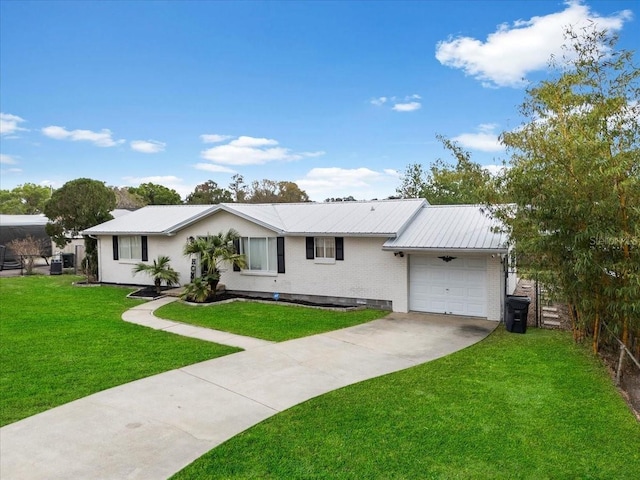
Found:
409,255 -> 487,317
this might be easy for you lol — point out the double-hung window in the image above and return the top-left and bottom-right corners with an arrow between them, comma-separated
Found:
306,236 -> 344,263
113,235 -> 147,261
314,237 -> 335,259
241,237 -> 277,272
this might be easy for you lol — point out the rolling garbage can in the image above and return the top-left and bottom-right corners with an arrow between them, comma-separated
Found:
62,253 -> 75,268
50,259 -> 62,275
505,295 -> 531,334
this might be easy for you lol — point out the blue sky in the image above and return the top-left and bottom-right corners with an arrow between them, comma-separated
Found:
1,0 -> 636,201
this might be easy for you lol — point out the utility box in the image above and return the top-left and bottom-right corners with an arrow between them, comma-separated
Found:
505,295 -> 531,334
62,253 -> 75,268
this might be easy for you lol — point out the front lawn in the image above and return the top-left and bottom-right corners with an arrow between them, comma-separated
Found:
0,276 -> 240,426
173,328 -> 640,479
155,301 -> 387,342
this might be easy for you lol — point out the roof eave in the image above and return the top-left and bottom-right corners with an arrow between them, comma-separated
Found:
381,246 -> 508,254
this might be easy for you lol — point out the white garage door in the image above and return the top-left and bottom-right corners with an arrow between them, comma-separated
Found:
409,255 -> 487,317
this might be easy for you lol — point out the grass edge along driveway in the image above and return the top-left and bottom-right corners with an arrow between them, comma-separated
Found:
155,300 -> 388,342
0,276 -> 240,426
172,328 -> 640,479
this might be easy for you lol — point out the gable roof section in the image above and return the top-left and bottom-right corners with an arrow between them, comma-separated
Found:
383,205 -> 507,252
83,205 -> 216,235
82,199 -> 426,237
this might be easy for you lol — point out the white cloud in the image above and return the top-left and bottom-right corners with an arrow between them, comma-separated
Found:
384,168 -> 401,177
130,139 -> 166,154
0,167 -> 22,174
0,154 -> 18,164
435,0 -> 632,88
392,102 -> 421,112
42,125 -> 125,147
193,163 -> 237,174
296,167 -> 399,201
200,135 -> 324,166
201,134 -> 232,143
371,94 -> 423,112
0,113 -> 27,136
453,124 -> 504,152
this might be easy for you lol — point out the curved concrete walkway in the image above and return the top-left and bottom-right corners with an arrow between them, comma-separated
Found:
122,297 -> 274,350
1,300 -> 497,480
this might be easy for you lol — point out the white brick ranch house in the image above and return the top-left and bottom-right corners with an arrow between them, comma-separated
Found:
83,199 -> 517,321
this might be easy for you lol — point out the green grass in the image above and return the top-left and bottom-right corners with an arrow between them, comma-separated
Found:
172,328 -> 640,479
0,276 -> 240,426
156,301 -> 387,341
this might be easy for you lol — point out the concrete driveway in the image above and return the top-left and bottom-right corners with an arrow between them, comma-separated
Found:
0,311 -> 496,480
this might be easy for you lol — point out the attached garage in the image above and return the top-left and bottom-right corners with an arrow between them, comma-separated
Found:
383,204 -> 514,321
409,255 -> 487,317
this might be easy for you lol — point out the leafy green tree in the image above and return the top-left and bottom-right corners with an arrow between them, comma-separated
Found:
128,183 -> 182,205
112,187 -> 145,210
246,179 -> 309,203
132,256 -> 180,294
44,178 -> 116,280
396,164 -> 428,199
494,26 -> 639,351
185,180 -> 233,205
396,137 -> 499,205
0,183 -> 52,214
228,174 -> 248,203
423,135 -> 499,205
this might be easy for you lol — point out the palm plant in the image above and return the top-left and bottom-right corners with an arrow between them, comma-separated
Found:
132,255 -> 180,294
183,229 -> 246,294
180,277 -> 211,303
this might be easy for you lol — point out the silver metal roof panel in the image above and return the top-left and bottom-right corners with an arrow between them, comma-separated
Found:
383,205 -> 507,251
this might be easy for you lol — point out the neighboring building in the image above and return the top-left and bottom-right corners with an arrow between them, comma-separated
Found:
0,214 -> 52,269
83,199 -> 516,321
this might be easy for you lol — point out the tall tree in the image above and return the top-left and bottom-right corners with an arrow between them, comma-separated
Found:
396,163 -> 428,199
128,183 -> 182,205
424,135 -> 498,205
228,174 -> 248,203
0,183 -> 52,214
246,179 -> 309,203
44,178 -> 116,280
396,137 -> 499,205
185,180 -> 233,205
111,187 -> 145,210
494,26 -> 639,351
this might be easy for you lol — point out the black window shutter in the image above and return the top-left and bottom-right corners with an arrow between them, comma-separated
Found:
112,236 -> 119,260
233,238 -> 241,271
336,237 -> 344,261
277,237 -> 285,273
141,236 -> 148,261
306,237 -> 314,259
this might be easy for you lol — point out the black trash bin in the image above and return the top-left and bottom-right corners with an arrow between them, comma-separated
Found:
50,259 -> 63,275
505,295 -> 531,334
62,253 -> 75,268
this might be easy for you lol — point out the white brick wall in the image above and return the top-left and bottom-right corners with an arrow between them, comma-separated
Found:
96,210 -> 502,318
222,236 -> 408,312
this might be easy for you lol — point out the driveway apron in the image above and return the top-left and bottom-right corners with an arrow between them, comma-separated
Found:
0,311 -> 496,480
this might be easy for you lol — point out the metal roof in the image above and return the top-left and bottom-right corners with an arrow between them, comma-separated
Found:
225,199 -> 426,236
83,205 -> 216,235
82,200 -> 426,237
382,205 -> 507,252
0,214 -> 48,226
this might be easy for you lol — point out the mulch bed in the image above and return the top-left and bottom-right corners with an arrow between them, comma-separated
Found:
129,286 -> 359,310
